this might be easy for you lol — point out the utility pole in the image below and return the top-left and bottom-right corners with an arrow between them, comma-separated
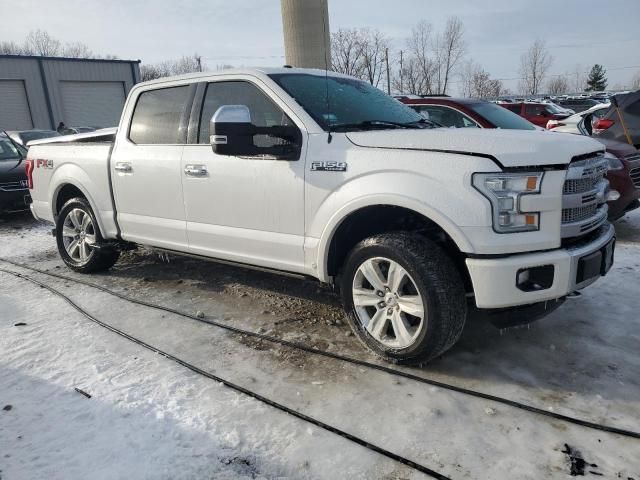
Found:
196,55 -> 202,72
280,0 -> 330,69
385,48 -> 391,95
399,50 -> 403,94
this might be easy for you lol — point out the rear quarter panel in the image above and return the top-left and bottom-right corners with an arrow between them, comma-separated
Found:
28,143 -> 118,238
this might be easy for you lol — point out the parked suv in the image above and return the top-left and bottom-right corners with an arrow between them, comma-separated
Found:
498,102 -> 570,128
0,134 -> 30,212
557,98 -> 602,114
399,96 -> 538,130
589,90 -> 640,149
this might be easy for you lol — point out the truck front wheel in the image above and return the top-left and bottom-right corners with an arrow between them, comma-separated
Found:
56,197 -> 120,273
340,232 -> 467,365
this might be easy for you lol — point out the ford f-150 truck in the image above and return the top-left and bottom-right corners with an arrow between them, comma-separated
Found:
26,68 -> 615,364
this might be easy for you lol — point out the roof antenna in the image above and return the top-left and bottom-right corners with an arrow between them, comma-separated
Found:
321,8 -> 332,144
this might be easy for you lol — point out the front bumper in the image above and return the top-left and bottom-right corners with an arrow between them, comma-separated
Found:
466,224 -> 615,308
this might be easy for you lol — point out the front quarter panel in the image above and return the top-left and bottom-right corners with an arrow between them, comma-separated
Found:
304,133 -> 499,281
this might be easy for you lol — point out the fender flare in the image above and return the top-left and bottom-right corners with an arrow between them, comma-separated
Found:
315,194 -> 475,282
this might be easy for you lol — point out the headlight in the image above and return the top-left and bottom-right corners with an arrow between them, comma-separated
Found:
604,151 -> 623,171
473,172 -> 544,233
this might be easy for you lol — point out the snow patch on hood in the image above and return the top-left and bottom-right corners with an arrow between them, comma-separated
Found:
346,128 -> 604,168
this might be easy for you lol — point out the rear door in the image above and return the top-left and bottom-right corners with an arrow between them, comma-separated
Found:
524,104 -> 547,127
111,84 -> 195,250
181,79 -> 307,272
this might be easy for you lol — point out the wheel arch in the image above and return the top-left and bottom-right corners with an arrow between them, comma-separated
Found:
51,180 -> 107,237
318,198 -> 474,284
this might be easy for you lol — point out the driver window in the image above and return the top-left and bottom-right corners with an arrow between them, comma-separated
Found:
198,81 -> 294,145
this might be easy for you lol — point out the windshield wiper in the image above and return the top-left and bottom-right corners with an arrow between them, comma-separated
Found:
330,120 -> 415,132
404,118 -> 441,128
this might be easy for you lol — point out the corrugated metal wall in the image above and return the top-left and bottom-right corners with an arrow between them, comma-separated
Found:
0,55 -> 140,130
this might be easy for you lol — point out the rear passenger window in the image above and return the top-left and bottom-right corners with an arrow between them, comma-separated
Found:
504,104 -> 520,113
525,105 -> 544,115
198,81 -> 294,144
129,86 -> 190,144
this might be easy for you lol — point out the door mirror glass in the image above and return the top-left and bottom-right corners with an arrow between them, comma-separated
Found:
210,104 -> 302,160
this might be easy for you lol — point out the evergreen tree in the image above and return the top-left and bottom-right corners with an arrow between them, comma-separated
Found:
585,64 -> 607,91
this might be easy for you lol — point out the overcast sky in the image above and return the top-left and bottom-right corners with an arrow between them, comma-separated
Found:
4,0 -> 640,93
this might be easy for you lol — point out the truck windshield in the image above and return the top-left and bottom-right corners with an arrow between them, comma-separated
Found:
269,73 -> 429,131
469,103 -> 537,130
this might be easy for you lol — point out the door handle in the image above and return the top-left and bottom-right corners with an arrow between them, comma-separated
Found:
114,162 -> 132,173
184,165 -> 208,177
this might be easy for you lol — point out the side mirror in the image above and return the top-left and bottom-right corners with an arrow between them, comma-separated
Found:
210,104 -> 302,160
210,105 -> 255,156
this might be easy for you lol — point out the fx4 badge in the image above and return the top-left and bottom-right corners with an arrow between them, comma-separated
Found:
35,159 -> 54,169
311,161 -> 347,172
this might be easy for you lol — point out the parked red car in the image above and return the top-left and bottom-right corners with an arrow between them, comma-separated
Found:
399,96 -> 640,220
499,102 -> 571,128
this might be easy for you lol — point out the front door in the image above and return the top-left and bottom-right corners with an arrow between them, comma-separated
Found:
111,85 -> 193,250
181,80 -> 307,273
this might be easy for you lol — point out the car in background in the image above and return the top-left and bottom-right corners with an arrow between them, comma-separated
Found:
6,129 -> 61,148
498,102 -> 571,128
59,126 -> 98,135
0,134 -> 30,213
546,103 -> 610,133
399,96 -> 538,130
587,90 -> 640,149
557,98 -> 601,114
400,96 -> 639,220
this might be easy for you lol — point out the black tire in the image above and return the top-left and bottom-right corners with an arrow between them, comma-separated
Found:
340,232 -> 467,365
56,197 -> 120,273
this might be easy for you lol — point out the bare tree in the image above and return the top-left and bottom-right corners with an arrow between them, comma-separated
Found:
0,41 -> 29,55
331,28 -> 365,78
62,42 -> 93,58
407,21 -> 437,94
25,29 -> 61,56
518,39 -> 553,95
434,17 -> 465,94
392,56 -> 427,95
547,75 -> 569,95
359,29 -> 389,87
459,60 -> 504,99
140,54 -> 204,81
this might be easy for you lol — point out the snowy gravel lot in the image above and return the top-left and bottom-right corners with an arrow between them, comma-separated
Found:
1,210 -> 639,479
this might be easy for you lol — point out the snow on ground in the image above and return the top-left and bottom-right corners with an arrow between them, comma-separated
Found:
1,210 -> 639,479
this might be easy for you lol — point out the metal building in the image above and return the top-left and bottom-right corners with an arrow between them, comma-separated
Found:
0,54 -> 140,131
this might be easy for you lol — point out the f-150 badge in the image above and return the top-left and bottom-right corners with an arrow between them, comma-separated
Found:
311,161 -> 347,172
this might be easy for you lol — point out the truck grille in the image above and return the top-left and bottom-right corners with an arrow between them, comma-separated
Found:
630,167 -> 640,188
561,153 -> 609,239
0,180 -> 28,192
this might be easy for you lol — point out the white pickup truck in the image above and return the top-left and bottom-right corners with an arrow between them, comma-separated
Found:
27,68 -> 615,364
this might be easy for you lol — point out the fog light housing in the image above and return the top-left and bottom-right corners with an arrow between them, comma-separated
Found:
607,189 -> 620,201
516,265 -> 555,292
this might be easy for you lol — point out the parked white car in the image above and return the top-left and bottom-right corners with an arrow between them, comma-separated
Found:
26,68 -> 615,364
547,103 -> 610,133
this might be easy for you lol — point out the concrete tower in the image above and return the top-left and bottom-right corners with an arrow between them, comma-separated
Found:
280,0 -> 330,69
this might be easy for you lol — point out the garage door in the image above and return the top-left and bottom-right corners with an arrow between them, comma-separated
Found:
0,80 -> 34,130
60,81 -> 126,128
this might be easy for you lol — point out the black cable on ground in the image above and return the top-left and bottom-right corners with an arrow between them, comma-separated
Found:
0,267 -> 450,480
2,257 -> 639,441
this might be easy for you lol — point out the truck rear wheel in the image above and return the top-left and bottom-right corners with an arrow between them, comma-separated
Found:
340,232 -> 467,365
56,197 -> 120,273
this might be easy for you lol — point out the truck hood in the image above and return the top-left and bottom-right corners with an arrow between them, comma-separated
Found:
346,128 -> 605,168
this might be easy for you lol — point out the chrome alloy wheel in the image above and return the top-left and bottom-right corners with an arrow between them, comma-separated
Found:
62,208 -> 96,264
352,257 -> 426,349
